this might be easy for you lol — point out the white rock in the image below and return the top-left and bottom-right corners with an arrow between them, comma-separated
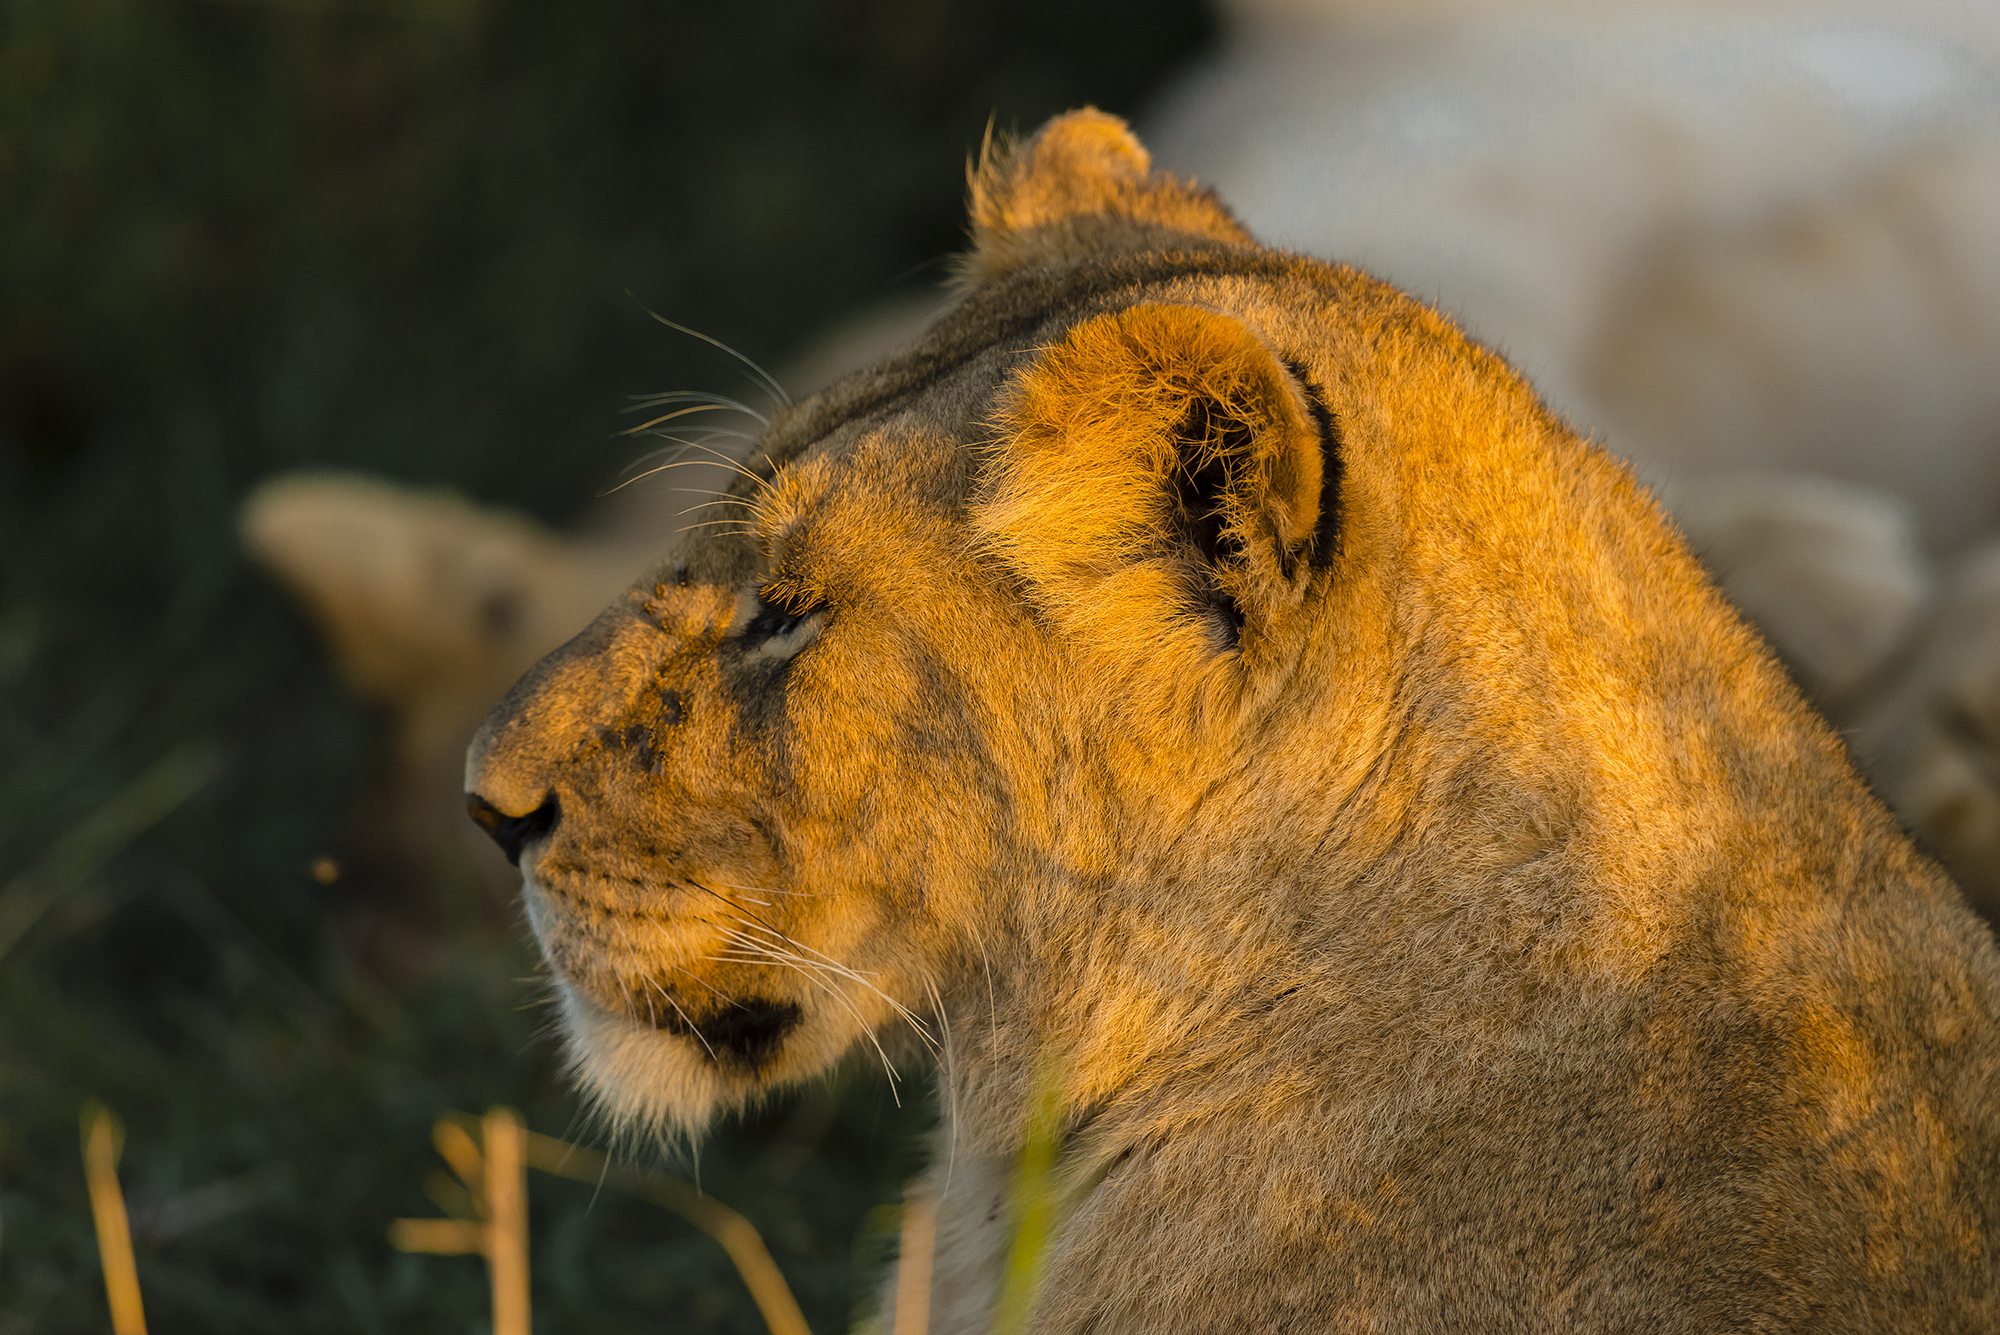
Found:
1851,544 -> 2000,915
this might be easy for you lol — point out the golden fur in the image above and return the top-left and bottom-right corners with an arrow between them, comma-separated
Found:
466,110 -> 2000,1329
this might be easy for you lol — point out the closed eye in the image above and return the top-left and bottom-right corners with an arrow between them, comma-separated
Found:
737,589 -> 826,660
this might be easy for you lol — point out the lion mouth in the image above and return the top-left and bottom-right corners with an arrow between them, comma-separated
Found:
521,876 -> 808,1068
639,989 -> 803,1068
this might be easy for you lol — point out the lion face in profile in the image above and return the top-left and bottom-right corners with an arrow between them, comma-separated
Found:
468,112 -> 2000,1329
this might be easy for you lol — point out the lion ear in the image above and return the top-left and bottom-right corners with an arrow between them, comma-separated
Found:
963,109 -> 1252,284
977,304 -> 1336,665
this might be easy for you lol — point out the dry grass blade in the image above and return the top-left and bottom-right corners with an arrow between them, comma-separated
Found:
0,742 -> 220,962
505,1122 -> 811,1335
387,1217 -> 486,1254
893,1184 -> 935,1335
81,1101 -> 147,1335
434,1119 -> 486,1194
484,1109 -> 531,1335
391,1110 -> 532,1335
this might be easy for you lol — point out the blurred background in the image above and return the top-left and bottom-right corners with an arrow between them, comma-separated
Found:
9,0 -> 2000,1330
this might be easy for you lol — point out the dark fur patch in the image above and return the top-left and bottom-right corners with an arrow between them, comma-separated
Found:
1282,357 -> 1344,568
648,993 -> 802,1068
1170,400 -> 1251,649
604,682 -> 687,776
1171,399 -> 1249,567
720,652 -> 795,781
741,591 -> 819,644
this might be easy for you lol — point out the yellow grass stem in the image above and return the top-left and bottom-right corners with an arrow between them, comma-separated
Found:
892,1184 -> 936,1335
421,1167 -> 480,1221
390,1109 -> 532,1335
0,743 -> 219,962
387,1217 -> 486,1254
483,1109 -> 531,1335
80,1102 -> 147,1335
434,1119 -> 487,1210
401,1109 -> 808,1335
508,1123 -> 810,1335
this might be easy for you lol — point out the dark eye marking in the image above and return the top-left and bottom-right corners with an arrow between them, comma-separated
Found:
741,589 -> 823,645
736,583 -> 828,667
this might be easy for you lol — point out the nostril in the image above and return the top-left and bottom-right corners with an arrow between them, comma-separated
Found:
467,792 -> 561,867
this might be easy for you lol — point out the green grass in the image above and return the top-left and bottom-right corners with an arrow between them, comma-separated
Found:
0,0 -> 1211,1327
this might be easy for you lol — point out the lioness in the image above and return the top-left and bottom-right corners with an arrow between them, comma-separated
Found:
466,111 -> 2000,1329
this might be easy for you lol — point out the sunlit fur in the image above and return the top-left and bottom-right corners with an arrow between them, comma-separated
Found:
468,110 -> 2000,1330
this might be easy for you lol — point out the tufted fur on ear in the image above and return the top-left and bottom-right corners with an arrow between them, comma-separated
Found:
962,109 -> 1254,285
976,303 -> 1333,724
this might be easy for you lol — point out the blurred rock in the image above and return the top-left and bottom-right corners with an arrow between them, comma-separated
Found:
1669,472 -> 1930,712
1850,544 -> 2000,919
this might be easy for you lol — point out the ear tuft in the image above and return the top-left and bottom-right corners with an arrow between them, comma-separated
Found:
970,109 -> 1152,235
962,109 -> 1253,285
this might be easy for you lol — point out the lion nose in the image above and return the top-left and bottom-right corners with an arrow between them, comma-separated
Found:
467,791 -> 561,866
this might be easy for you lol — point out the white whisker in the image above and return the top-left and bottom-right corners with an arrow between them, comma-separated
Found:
641,433 -> 771,485
631,299 -> 794,408
622,389 -> 772,428
678,521 -> 761,536
609,438 -> 764,487
607,915 -> 720,1062
600,456 -> 761,501
719,913 -> 938,1055
710,879 -> 831,900
925,973 -> 960,1198
713,937 -> 906,1099
666,962 -> 733,1006
645,971 -> 719,1063
620,401 -> 766,436
675,497 -> 763,520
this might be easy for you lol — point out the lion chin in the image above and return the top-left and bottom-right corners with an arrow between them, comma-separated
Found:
552,987 -> 729,1140
552,976 -> 841,1137
525,880 -> 838,1139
